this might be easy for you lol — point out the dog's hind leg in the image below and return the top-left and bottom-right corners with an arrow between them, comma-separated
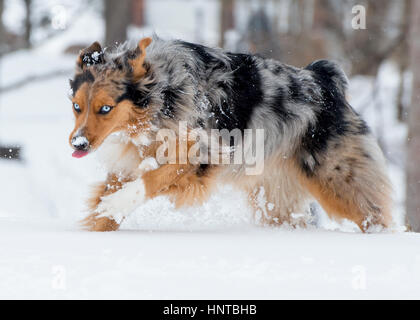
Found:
297,135 -> 393,232
232,158 -> 312,227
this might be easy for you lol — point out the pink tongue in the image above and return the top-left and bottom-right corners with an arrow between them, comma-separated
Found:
72,150 -> 89,158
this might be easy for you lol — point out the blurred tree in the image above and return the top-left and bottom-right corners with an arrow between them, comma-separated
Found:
264,0 -> 326,67
344,0 -> 400,76
406,0 -> 420,232
219,0 -> 235,48
132,0 -> 145,27
0,0 -> 4,50
281,0 -> 327,67
24,0 -> 32,48
268,0 -> 407,75
0,0 -> 21,160
245,8 -> 273,56
395,0 -> 412,122
104,0 -> 131,47
0,0 -> 29,54
289,0 -> 313,35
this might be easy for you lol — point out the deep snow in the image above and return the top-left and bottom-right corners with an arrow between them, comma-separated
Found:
0,3 -> 419,299
1,218 -> 420,299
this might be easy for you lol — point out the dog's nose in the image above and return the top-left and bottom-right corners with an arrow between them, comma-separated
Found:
71,136 -> 89,150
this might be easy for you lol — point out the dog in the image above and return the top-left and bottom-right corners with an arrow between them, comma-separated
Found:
68,36 -> 392,232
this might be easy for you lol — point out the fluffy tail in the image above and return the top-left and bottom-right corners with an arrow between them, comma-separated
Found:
299,60 -> 393,232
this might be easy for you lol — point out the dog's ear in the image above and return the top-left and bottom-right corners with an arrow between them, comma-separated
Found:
128,37 -> 152,80
77,41 -> 104,71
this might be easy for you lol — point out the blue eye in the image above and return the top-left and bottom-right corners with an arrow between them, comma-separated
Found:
99,105 -> 113,114
73,103 -> 81,113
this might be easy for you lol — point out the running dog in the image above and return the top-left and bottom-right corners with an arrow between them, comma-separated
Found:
69,36 -> 392,232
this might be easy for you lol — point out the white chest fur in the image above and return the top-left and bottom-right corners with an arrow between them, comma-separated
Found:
95,132 -> 160,222
96,132 -> 144,177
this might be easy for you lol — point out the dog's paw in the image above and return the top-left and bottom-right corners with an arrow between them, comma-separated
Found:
80,213 -> 120,232
95,178 -> 146,219
139,157 -> 159,172
95,192 -> 125,219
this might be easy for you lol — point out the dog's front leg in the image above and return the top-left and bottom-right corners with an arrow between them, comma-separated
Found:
82,157 -> 159,232
94,177 -> 147,226
81,174 -> 129,232
82,178 -> 147,232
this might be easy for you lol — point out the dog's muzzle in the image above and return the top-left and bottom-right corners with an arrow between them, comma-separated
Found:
71,135 -> 89,151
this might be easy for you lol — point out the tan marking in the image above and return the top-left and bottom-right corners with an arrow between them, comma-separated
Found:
141,139 -> 215,207
69,82 -> 90,147
129,37 -> 152,80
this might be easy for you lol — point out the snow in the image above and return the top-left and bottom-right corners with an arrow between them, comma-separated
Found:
139,157 -> 159,171
1,218 -> 420,299
0,1 -> 419,299
96,178 -> 147,223
71,135 -> 88,148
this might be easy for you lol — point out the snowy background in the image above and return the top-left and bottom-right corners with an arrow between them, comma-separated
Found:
0,0 -> 419,299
